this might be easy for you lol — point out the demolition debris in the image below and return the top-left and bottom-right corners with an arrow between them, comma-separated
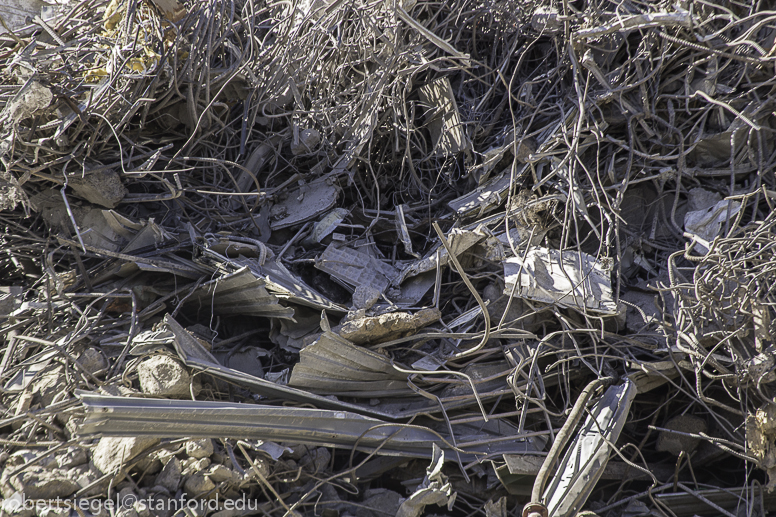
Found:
1,0 -> 775,516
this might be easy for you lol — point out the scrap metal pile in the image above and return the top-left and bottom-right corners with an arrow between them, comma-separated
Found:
1,0 -> 775,515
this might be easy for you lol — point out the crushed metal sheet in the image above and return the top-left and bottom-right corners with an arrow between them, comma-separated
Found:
447,168 -> 515,220
626,360 -> 678,394
197,238 -> 345,312
398,227 -> 486,284
447,109 -> 577,218
499,453 -> 665,485
317,243 -> 400,294
187,267 -> 294,319
392,271 -> 436,306
503,247 -> 620,315
77,393 -> 545,460
397,444 -> 456,517
269,306 -> 322,352
288,331 -> 410,396
654,486 -> 776,517
395,204 -> 419,258
543,380 -> 637,517
262,259 -> 347,312
305,208 -> 349,244
269,178 -> 340,230
164,314 -> 400,420
684,198 -> 742,253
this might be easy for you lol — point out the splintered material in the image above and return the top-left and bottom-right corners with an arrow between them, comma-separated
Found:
447,108 -> 577,218
447,170 -> 514,219
288,332 -> 409,396
399,228 -> 486,283
270,179 -> 340,230
542,381 -> 637,517
395,205 -> 418,258
684,199 -> 742,252
262,260 -> 348,312
503,248 -> 618,315
317,244 -> 399,293
397,445 -> 456,517
418,78 -> 471,158
187,267 -> 294,319
197,238 -> 345,312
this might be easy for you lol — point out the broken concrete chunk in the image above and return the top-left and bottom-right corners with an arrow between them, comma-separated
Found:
155,457 -> 182,493
504,247 -> 619,315
92,437 -> 160,475
687,187 -> 722,212
68,169 -> 128,208
183,472 -> 216,497
2,80 -> 52,124
317,244 -> 400,294
8,467 -> 80,499
31,365 -> 65,407
55,447 -> 88,469
352,285 -> 381,310
137,355 -> 197,398
656,415 -> 707,456
206,464 -> 239,484
185,439 -> 214,459
748,404 -> 776,486
77,347 -> 109,374
337,308 -> 441,345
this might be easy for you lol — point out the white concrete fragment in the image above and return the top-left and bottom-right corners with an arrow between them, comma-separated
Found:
137,356 -> 194,398
91,437 -> 160,475
155,457 -> 182,493
7,467 -> 80,499
185,439 -> 214,459
183,473 -> 216,497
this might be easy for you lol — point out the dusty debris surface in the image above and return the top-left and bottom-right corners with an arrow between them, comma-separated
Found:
1,0 -> 776,516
